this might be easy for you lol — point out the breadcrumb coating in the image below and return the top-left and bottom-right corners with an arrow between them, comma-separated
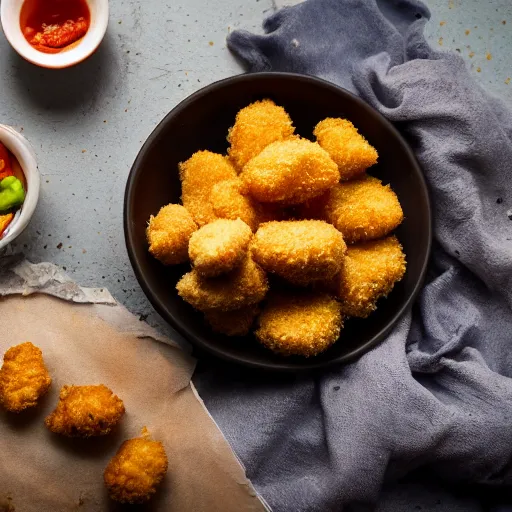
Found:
204,304 -> 260,336
240,138 -> 340,204
210,178 -> 285,232
179,151 -> 237,226
251,220 -> 346,285
329,236 -> 406,318
45,385 -> 125,437
104,429 -> 168,504
0,342 -> 51,412
255,291 -> 343,357
300,175 -> 403,243
227,99 -> 295,170
314,118 -> 378,180
146,204 -> 197,265
176,254 -> 268,312
188,218 -> 253,277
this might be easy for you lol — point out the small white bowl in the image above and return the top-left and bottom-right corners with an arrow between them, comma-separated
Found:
0,0 -> 108,69
0,125 -> 40,250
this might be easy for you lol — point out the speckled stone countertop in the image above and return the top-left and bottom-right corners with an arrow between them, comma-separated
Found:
0,0 -> 510,342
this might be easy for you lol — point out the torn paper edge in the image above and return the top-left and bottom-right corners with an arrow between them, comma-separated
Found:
190,382 -> 274,512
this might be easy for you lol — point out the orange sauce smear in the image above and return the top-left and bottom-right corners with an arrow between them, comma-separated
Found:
20,0 -> 90,54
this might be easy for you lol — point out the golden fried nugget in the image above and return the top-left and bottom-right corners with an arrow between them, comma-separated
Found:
179,151 -> 237,226
314,118 -> 378,180
240,138 -> 340,204
210,178 -> 285,232
104,428 -> 168,504
251,220 -> 346,285
176,254 -> 268,312
300,175 -> 403,243
255,291 -> 343,357
146,204 -> 197,265
188,218 -> 253,277
204,304 -> 260,336
45,384 -> 125,437
0,342 -> 51,412
227,99 -> 295,170
327,236 -> 406,318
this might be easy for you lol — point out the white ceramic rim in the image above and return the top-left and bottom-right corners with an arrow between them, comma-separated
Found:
0,0 -> 108,69
0,125 -> 40,249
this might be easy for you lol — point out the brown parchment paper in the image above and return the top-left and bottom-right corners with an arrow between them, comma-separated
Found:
0,293 -> 268,512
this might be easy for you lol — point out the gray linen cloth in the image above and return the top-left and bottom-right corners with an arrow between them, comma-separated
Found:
194,0 -> 512,510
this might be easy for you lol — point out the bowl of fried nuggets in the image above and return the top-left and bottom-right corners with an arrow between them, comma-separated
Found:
124,72 -> 432,371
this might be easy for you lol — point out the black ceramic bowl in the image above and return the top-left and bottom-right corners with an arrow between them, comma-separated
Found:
124,72 -> 431,371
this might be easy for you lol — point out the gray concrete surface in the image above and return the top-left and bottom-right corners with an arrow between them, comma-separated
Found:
0,0 -> 510,342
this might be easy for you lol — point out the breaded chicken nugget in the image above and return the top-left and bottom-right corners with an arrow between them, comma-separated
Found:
176,254 -> 268,312
179,151 -> 237,226
45,384 -> 125,437
188,218 -> 252,277
240,138 -> 340,204
204,304 -> 260,336
327,236 -> 406,318
314,118 -> 378,180
0,342 -> 51,412
210,178 -> 285,232
255,291 -> 343,357
300,175 -> 403,243
146,204 -> 197,265
227,99 -> 295,170
104,428 -> 168,504
251,220 -> 346,285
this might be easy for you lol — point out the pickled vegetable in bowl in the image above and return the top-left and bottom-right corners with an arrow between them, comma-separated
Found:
0,141 -> 26,239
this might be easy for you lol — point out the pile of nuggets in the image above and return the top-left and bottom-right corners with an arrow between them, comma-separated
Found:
0,342 -> 167,504
147,99 -> 407,358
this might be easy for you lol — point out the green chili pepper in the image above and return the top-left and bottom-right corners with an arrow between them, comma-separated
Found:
0,176 -> 25,212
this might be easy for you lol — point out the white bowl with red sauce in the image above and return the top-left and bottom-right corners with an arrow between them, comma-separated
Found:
0,125 -> 39,250
1,0 -> 108,69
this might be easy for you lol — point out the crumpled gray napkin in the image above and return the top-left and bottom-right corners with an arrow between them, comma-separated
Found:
194,1 -> 512,510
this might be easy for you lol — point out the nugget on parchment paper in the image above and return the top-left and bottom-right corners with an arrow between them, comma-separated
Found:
45,384 -> 125,437
104,427 -> 168,504
179,150 -> 237,226
146,204 -> 197,265
314,118 -> 378,180
0,342 -> 51,412
227,99 -> 295,170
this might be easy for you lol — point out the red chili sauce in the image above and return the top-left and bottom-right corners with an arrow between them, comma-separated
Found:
20,0 -> 91,54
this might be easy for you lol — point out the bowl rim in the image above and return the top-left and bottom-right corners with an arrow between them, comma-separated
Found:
0,124 -> 40,249
124,71 -> 432,372
0,0 -> 109,69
